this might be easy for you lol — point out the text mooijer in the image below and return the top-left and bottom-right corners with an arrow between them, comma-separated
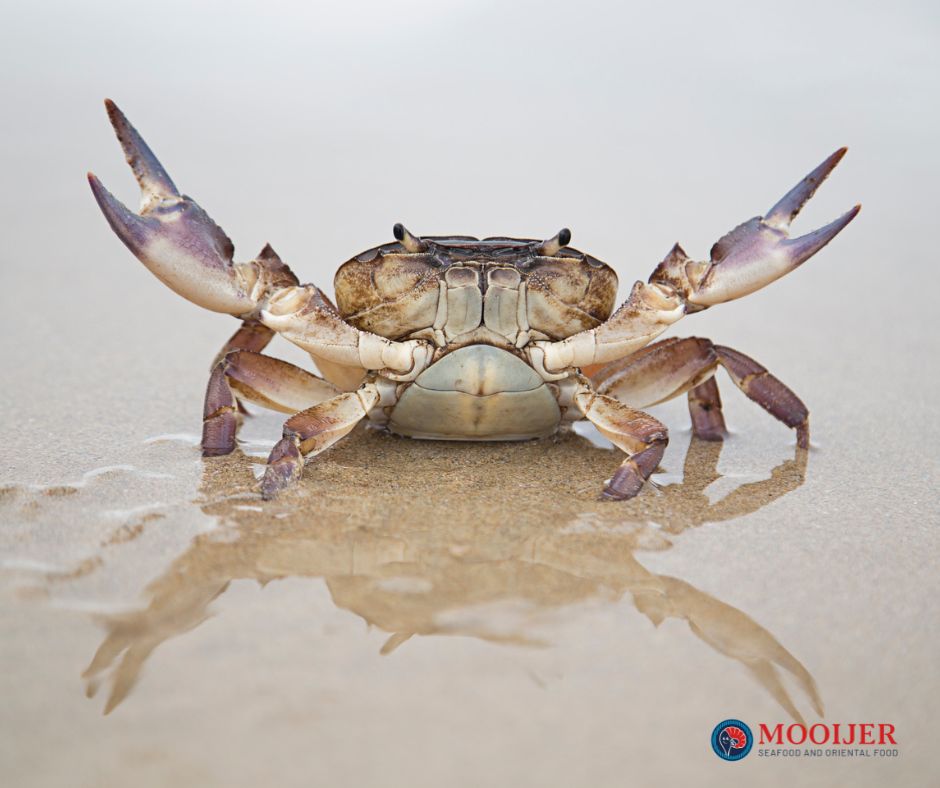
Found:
759,723 -> 897,746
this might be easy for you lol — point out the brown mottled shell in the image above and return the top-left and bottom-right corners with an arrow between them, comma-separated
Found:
334,236 -> 618,341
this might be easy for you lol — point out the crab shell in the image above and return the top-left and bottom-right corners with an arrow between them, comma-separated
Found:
333,236 -> 617,440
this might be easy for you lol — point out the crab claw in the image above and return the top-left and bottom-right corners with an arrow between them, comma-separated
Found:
88,100 -> 258,316
665,149 -> 860,308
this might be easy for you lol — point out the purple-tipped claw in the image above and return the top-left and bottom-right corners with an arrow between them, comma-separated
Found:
88,172 -> 158,252
89,101 -> 257,316
105,99 -> 180,208
764,147 -> 848,230
687,150 -> 859,307
782,204 -> 861,267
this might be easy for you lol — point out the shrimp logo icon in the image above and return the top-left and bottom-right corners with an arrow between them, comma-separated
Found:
711,719 -> 753,761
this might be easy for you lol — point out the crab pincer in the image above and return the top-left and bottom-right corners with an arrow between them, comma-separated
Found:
654,149 -> 860,308
87,99 -> 266,316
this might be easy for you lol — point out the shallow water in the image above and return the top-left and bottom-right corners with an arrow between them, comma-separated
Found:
1,2 -> 938,786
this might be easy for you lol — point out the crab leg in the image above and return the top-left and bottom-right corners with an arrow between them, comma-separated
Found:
591,337 -> 725,441
203,319 -> 275,453
88,100 -> 429,378
260,384 -> 380,499
714,345 -> 810,448
590,337 -> 809,447
530,150 -> 859,373
573,382 -> 669,500
210,320 -> 276,368
687,378 -> 726,442
203,351 -> 342,456
200,286 -> 367,452
590,337 -> 715,408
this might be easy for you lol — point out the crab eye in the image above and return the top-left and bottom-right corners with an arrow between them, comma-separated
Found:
393,222 -> 428,253
537,228 -> 572,257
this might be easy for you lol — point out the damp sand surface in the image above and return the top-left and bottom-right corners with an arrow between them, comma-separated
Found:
2,4 -> 939,786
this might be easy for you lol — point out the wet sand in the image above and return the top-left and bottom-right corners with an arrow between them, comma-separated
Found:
1,3 -> 938,786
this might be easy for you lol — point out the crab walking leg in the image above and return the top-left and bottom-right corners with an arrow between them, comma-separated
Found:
591,337 -> 715,406
590,337 -> 724,441
531,150 -> 859,374
713,345 -> 810,449
260,384 -> 380,499
573,384 -> 669,500
203,319 -> 276,453
88,100 -> 429,379
687,378 -> 726,441
590,337 -> 809,446
203,351 -> 342,456
210,320 -> 275,368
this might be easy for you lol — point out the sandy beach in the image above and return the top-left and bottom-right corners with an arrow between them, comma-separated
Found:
1,2 -> 937,786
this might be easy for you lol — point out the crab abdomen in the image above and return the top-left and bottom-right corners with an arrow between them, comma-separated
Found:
385,346 -> 560,440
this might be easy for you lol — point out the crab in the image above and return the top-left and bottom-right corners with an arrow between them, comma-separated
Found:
88,100 -> 859,501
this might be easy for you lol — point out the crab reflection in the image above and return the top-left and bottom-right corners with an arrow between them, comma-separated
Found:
84,429 -> 820,720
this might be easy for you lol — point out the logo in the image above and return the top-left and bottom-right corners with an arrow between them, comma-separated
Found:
711,719 -> 753,761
